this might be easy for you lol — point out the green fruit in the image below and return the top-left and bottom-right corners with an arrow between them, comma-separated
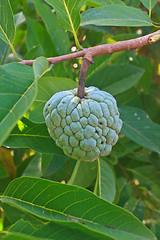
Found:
43,86 -> 122,161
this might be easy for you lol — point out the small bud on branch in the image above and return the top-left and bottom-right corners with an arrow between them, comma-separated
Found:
148,33 -> 160,44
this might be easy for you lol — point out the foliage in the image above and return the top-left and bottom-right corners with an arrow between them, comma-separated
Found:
0,0 -> 160,239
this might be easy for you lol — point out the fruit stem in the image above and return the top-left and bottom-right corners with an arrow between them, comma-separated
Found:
77,54 -> 92,99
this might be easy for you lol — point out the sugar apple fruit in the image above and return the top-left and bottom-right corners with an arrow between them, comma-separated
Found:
43,86 -> 122,161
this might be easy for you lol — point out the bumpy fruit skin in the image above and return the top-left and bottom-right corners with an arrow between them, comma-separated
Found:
43,86 -> 122,161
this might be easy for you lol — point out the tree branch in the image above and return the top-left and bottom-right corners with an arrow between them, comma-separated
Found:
21,29 -> 160,66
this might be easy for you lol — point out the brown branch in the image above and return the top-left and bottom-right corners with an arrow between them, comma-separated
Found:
21,29 -> 160,66
21,30 -> 160,99
77,54 -> 92,98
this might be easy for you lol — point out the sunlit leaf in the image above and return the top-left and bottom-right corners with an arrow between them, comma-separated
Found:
3,118 -> 64,155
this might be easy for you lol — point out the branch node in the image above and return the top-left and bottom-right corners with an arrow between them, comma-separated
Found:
149,33 -> 160,44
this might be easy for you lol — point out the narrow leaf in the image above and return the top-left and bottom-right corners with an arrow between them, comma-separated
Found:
1,177 -> 156,240
119,105 -> 160,154
0,63 -> 37,146
81,5 -> 152,27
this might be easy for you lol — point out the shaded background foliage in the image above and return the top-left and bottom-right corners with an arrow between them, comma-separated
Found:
0,0 -> 160,239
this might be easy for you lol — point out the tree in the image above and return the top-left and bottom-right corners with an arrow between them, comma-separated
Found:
0,0 -> 160,239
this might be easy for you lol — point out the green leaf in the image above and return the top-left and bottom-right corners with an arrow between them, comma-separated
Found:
117,177 -> 132,207
86,0 -> 125,7
124,197 -> 145,221
124,197 -> 140,213
131,55 -> 153,94
86,55 -> 110,80
28,76 -> 77,123
95,159 -> 116,202
9,219 -> 34,235
81,5 -> 152,27
42,154 -> 68,177
129,166 -> 160,204
44,0 -> 85,49
34,0 -> 70,55
0,39 -> 10,65
23,46 -> 44,60
119,105 -> 160,154
1,177 -> 156,240
115,137 -> 140,158
68,161 -> 97,188
0,63 -> 37,146
0,0 -> 15,45
3,118 -> 64,155
86,64 -> 144,95
33,57 -> 49,81
1,203 -> 41,226
1,233 -> 39,240
44,0 -> 85,32
22,154 -> 42,178
26,17 -> 56,57
1,219 -> 114,240
140,0 -> 157,10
